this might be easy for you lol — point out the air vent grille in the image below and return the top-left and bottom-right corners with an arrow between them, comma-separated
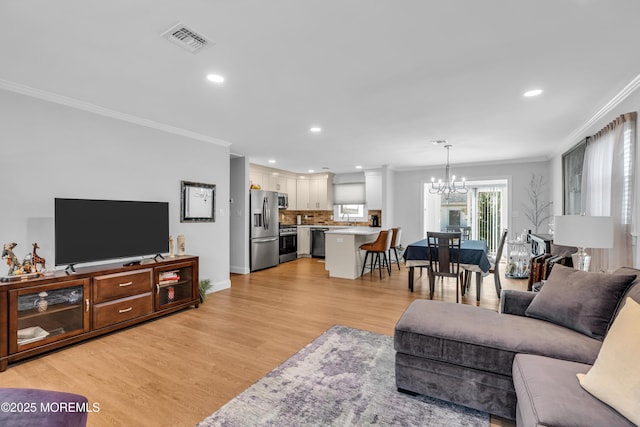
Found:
161,23 -> 213,53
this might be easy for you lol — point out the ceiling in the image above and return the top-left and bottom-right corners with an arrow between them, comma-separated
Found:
2,0 -> 640,174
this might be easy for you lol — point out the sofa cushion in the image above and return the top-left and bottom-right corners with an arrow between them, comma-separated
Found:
525,264 -> 635,340
577,298 -> 640,426
394,300 -> 602,377
613,266 -> 640,319
513,354 -> 634,427
0,388 -> 88,427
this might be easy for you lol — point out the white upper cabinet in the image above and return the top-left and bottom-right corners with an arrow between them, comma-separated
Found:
296,174 -> 333,210
249,164 -> 295,194
365,172 -> 382,210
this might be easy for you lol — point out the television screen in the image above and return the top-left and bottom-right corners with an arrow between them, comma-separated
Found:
55,198 -> 169,266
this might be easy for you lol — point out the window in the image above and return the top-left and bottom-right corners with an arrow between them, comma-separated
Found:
334,204 -> 367,222
423,179 -> 507,256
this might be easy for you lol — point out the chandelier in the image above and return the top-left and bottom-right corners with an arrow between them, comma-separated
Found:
429,143 -> 467,199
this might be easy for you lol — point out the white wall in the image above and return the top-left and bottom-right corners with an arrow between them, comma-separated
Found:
393,160 -> 551,246
0,90 -> 231,291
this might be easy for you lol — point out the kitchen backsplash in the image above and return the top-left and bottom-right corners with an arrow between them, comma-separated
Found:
279,210 -> 382,227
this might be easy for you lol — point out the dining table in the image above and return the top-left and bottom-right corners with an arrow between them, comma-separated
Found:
403,238 -> 491,299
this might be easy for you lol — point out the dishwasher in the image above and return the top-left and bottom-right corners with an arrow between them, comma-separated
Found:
311,228 -> 329,258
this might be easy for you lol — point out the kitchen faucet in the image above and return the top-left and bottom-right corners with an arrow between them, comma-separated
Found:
342,212 -> 354,226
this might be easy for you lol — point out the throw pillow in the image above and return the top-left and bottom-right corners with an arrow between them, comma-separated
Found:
577,297 -> 640,425
525,264 -> 635,340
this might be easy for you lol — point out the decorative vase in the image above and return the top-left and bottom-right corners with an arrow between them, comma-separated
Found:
37,291 -> 48,312
177,235 -> 185,255
169,235 -> 175,258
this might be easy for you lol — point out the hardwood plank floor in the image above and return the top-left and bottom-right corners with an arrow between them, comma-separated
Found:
2,258 -> 526,426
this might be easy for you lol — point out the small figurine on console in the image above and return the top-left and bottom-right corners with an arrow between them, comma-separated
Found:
2,242 -> 22,276
32,243 -> 46,272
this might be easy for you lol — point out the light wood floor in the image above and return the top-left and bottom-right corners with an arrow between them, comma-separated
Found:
2,258 -> 526,426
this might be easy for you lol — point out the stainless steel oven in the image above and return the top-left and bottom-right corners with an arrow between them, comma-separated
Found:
279,225 -> 297,263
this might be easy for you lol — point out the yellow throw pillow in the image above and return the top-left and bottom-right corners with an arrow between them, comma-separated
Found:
577,297 -> 640,425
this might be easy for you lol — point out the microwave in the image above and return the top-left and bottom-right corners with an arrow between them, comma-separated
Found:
277,193 -> 288,209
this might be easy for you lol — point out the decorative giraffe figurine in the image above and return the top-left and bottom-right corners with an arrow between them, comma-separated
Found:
32,243 -> 46,272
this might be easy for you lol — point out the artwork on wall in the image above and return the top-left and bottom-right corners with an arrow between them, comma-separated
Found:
562,139 -> 587,215
181,181 -> 216,222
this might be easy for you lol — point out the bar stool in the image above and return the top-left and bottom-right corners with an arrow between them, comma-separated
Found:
360,230 -> 392,279
388,227 -> 403,270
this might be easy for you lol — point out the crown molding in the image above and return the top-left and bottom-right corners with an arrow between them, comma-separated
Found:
0,78 -> 231,148
555,72 -> 640,157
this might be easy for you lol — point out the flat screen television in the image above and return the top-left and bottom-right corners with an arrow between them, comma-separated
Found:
55,198 -> 169,267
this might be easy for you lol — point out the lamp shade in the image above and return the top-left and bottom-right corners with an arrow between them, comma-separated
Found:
553,215 -> 614,249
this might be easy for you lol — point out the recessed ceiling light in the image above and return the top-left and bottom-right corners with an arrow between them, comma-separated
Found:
523,89 -> 543,97
308,169 -> 315,173
206,74 -> 225,83
355,165 -> 363,169
310,127 -> 322,133
268,159 -> 276,164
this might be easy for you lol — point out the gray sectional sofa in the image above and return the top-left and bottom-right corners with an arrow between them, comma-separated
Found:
394,265 -> 639,426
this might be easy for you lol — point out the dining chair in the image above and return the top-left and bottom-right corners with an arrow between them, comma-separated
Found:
360,230 -> 392,279
426,231 -> 463,303
490,229 -> 509,298
461,229 -> 508,301
388,227 -> 403,271
446,226 -> 470,240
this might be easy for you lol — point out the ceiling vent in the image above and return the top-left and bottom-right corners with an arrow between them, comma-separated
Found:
161,23 -> 213,53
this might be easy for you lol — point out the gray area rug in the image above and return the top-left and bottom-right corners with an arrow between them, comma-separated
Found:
197,325 -> 489,426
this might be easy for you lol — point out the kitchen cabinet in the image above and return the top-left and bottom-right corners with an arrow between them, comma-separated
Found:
249,165 -> 297,196
297,227 -> 311,256
269,174 -> 290,193
296,175 -> 333,210
365,173 -> 382,210
286,177 -> 297,208
296,179 -> 310,210
250,170 -> 268,189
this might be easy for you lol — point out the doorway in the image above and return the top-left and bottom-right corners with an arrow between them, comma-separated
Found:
422,179 -> 508,257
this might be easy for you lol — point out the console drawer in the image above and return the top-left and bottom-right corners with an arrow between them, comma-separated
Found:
92,293 -> 153,329
93,269 -> 152,303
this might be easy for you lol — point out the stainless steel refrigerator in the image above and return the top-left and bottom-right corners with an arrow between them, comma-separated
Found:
250,189 -> 280,271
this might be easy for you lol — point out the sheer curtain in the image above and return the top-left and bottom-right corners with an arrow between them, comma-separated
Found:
582,112 -> 636,271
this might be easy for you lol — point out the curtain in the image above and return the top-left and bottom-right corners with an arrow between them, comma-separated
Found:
582,112 -> 636,271
333,183 -> 366,204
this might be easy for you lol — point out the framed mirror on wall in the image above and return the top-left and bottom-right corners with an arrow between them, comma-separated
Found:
181,181 -> 216,222
562,138 -> 587,215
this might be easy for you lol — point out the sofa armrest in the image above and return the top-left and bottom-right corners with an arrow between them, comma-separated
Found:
499,290 -> 536,316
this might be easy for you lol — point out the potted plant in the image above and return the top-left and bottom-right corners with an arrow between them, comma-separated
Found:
199,279 -> 212,303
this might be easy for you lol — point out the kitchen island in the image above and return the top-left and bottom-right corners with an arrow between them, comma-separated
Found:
324,227 -> 382,279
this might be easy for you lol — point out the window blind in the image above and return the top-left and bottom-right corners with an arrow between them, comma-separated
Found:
333,183 -> 366,204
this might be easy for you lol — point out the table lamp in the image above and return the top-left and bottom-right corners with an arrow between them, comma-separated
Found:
553,215 -> 614,271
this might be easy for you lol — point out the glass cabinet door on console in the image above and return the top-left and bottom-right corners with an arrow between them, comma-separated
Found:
155,262 -> 195,310
9,279 -> 90,353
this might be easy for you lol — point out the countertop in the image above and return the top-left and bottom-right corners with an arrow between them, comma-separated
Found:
324,227 -> 381,235
296,225 -> 378,229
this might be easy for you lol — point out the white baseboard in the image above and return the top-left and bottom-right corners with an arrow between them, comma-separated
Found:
209,279 -> 231,293
230,265 -> 250,274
